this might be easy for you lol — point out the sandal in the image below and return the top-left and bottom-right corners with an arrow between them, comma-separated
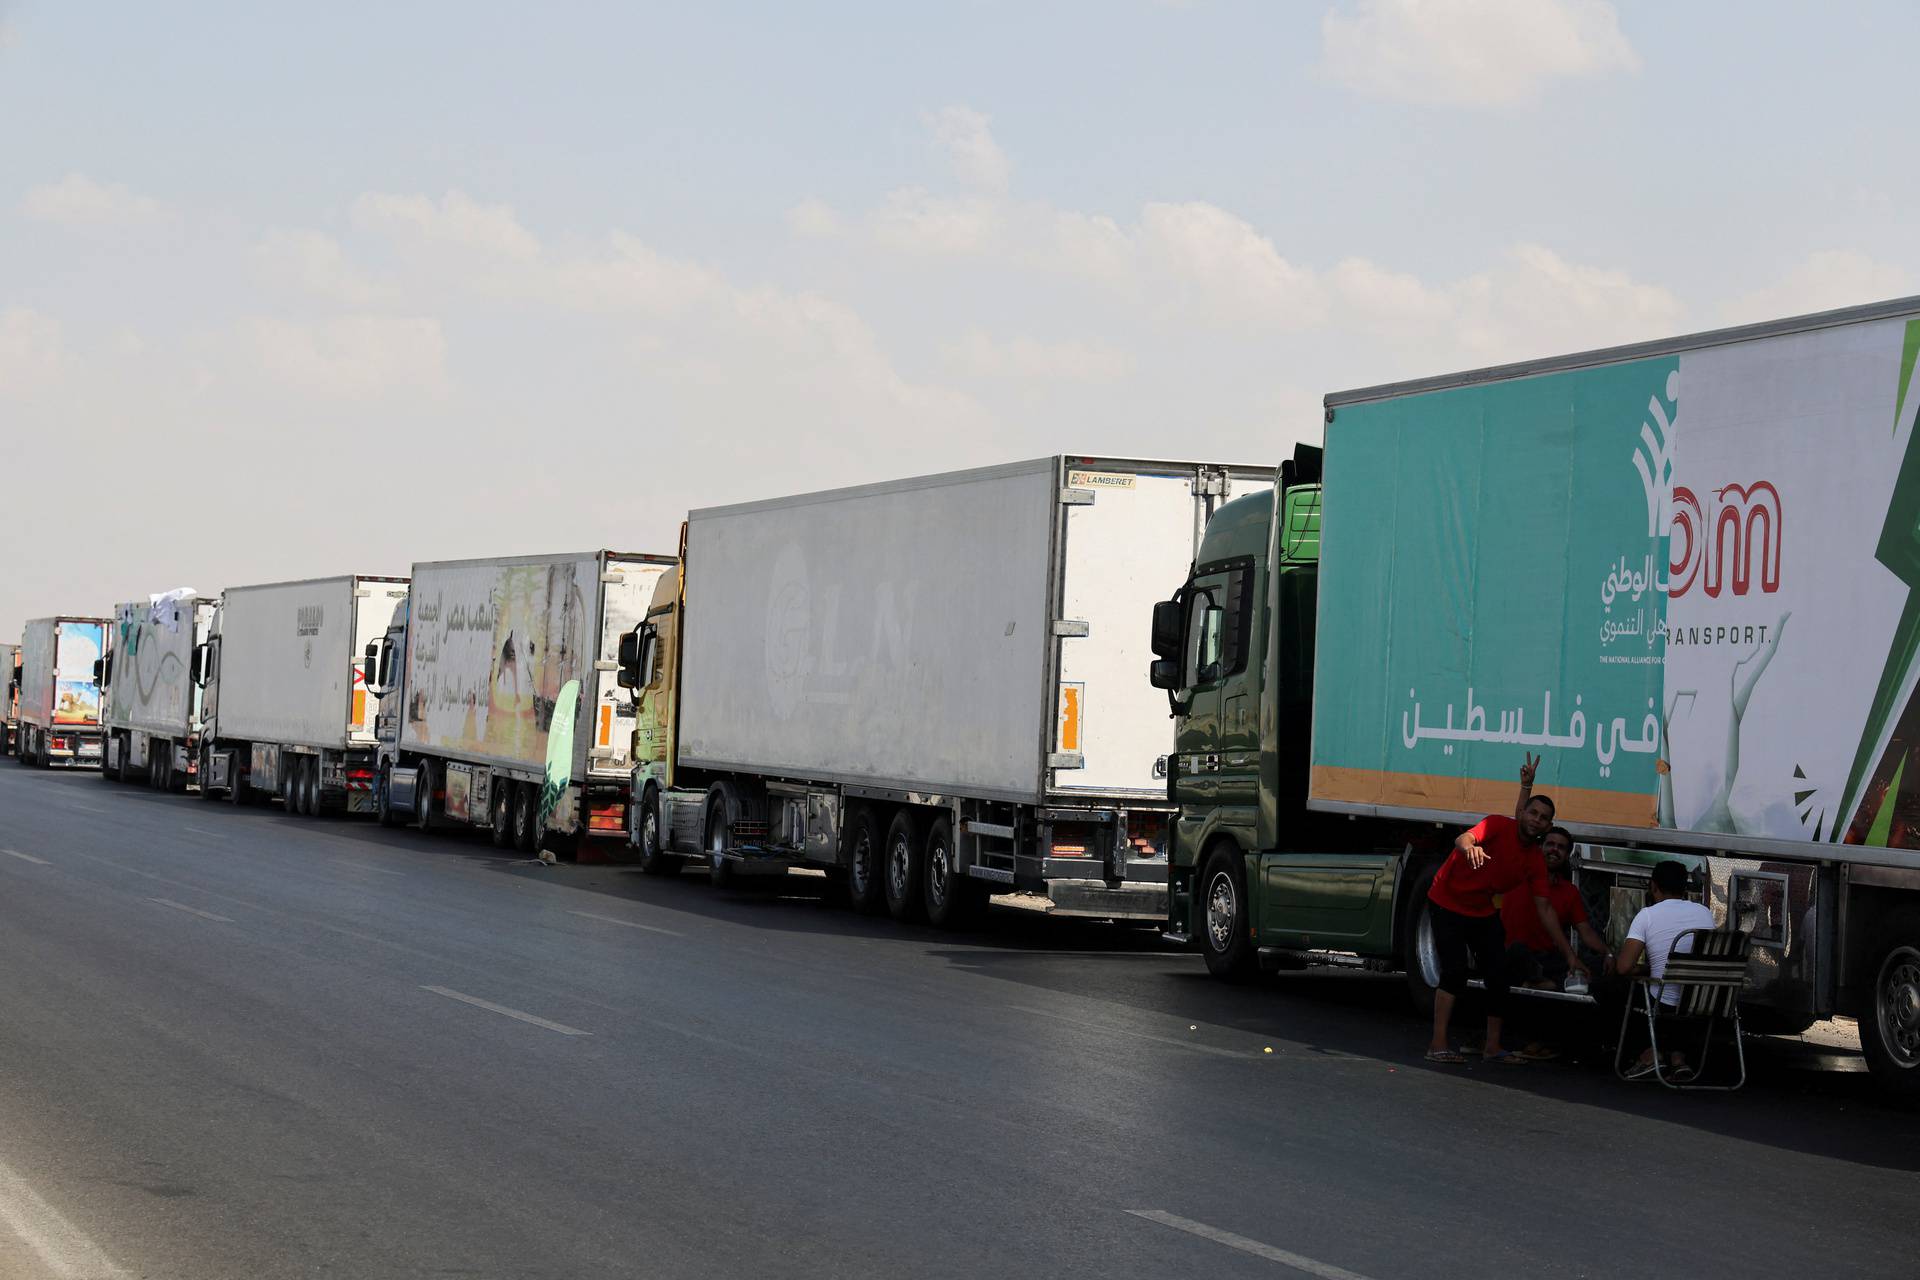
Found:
1424,1049 -> 1468,1064
1483,1049 -> 1528,1065
1516,1043 -> 1561,1061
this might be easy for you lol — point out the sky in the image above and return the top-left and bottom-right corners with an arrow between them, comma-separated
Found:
2,0 -> 1917,630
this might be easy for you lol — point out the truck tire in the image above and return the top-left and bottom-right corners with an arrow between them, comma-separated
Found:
1199,844 -> 1258,981
514,781 -> 540,852
303,759 -> 322,816
842,805 -> 886,914
635,786 -> 681,876
491,781 -> 515,848
100,735 -> 119,783
414,761 -> 436,831
705,796 -> 735,890
922,816 -> 982,929
1861,908 -> 1920,1105
1400,861 -> 1442,1019
228,756 -> 248,807
883,809 -> 926,923
198,748 -> 217,801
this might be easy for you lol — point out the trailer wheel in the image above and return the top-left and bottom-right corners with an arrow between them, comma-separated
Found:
883,809 -> 926,923
705,797 -> 736,890
1862,908 -> 1920,1104
153,749 -> 171,794
490,781 -> 515,848
513,781 -> 540,852
635,786 -> 681,876
841,806 -> 886,914
303,759 -> 323,816
1400,862 -> 1443,1018
1199,845 -> 1257,981
922,817 -> 981,928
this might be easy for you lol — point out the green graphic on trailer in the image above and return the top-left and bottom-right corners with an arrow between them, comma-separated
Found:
1312,356 -> 1675,811
538,678 -> 580,831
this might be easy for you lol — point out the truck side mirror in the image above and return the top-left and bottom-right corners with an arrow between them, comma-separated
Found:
92,657 -> 104,683
616,627 -> 642,689
1150,596 -> 1184,659
190,643 -> 207,688
1149,658 -> 1180,690
363,637 -> 394,696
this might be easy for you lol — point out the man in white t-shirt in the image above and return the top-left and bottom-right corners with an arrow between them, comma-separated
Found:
1612,860 -> 1715,1080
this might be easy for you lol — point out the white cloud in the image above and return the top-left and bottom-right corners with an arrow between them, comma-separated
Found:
351,190 -> 540,259
1135,201 -> 1325,325
872,188 -> 1003,255
21,173 -> 167,226
941,330 -> 1131,382
786,198 -> 842,238
1718,250 -> 1914,327
250,229 -> 390,305
246,315 -> 449,398
1320,0 -> 1639,107
0,307 -> 71,394
926,105 -> 1010,193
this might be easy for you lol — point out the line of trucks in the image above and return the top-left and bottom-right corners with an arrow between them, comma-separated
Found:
8,297 -> 1920,1100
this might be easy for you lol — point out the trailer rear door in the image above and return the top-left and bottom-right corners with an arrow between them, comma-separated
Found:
1051,462 -> 1271,799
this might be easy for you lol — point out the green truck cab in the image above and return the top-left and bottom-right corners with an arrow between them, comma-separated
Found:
1152,448 -> 1419,986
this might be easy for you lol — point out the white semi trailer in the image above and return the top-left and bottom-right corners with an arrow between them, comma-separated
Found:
100,592 -> 216,791
363,551 -> 671,855
13,617 -> 107,768
197,575 -> 409,815
617,455 -> 1267,925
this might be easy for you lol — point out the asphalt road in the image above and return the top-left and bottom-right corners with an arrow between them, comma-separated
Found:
0,764 -> 1914,1279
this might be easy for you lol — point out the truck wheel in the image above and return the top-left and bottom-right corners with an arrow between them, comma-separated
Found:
1199,845 -> 1257,981
705,799 -> 735,890
1400,862 -> 1442,1019
842,806 -> 886,914
154,751 -> 171,793
303,760 -> 323,816
414,762 -> 436,831
1861,909 -> 1920,1104
198,748 -> 217,801
228,756 -> 248,807
922,817 -> 980,928
514,782 -> 540,852
491,782 -> 515,848
883,809 -> 926,923
635,787 -> 681,876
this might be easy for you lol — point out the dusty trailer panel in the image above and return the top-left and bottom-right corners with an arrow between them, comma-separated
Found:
15,616 -> 106,767
1,642 -> 17,753
630,455 -> 1268,921
370,550 -> 672,850
199,575 -> 408,814
100,593 -> 215,787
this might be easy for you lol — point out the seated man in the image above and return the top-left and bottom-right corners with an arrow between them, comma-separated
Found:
1501,824 -> 1609,991
1612,859 -> 1715,1079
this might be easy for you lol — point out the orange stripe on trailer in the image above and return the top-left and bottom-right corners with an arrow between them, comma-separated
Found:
352,688 -> 366,726
598,704 -> 612,747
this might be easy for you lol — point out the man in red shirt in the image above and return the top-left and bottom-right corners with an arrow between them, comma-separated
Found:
1503,824 -> 1609,988
1424,773 -> 1588,1065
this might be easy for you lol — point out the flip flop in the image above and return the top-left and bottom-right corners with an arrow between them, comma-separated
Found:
1424,1049 -> 1468,1064
1483,1049 -> 1527,1065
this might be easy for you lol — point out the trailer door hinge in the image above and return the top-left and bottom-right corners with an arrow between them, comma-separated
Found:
1048,752 -> 1085,770
1192,471 -> 1230,497
353,589 -> 372,598
1059,488 -> 1095,506
1052,620 -> 1090,638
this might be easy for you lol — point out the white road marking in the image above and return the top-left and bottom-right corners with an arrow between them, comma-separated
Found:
0,1152 -> 128,1278
181,826 -> 227,840
1,849 -> 49,866
1126,1210 -> 1377,1280
419,986 -> 591,1037
569,910 -> 683,937
147,898 -> 233,923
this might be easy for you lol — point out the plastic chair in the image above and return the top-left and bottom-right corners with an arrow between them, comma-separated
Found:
1613,928 -> 1752,1091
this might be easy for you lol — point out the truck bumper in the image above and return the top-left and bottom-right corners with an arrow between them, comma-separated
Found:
1045,879 -> 1168,920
